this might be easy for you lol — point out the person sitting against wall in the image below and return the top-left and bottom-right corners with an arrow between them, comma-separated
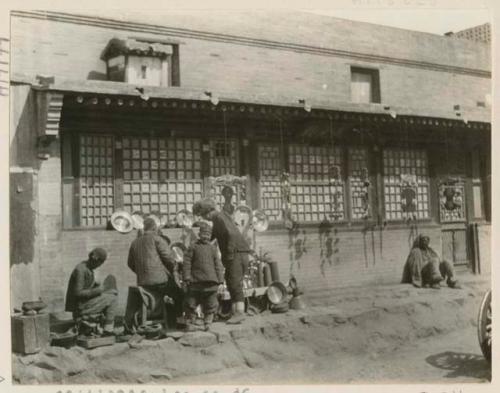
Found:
402,234 -> 461,289
192,198 -> 251,324
125,217 -> 183,330
65,247 -> 118,335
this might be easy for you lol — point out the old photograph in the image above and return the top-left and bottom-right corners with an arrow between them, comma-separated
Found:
4,4 -> 493,387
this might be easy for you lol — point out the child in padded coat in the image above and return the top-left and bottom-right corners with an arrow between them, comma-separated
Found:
183,222 -> 225,331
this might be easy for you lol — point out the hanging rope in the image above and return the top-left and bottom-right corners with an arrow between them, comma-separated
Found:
222,108 -> 228,172
279,117 -> 285,159
328,116 -> 334,218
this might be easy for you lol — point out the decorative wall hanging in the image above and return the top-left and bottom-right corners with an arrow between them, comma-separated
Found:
327,165 -> 343,220
207,174 -> 248,208
221,185 -> 235,216
400,173 -> 418,213
360,167 -> 371,219
439,181 -> 466,222
280,171 -> 295,229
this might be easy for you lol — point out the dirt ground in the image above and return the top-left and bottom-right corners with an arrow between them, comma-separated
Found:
12,276 -> 491,385
175,325 -> 490,384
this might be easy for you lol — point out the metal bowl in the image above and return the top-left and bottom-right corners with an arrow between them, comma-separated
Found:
110,210 -> 134,233
252,209 -> 269,232
266,281 -> 288,305
22,300 -> 47,313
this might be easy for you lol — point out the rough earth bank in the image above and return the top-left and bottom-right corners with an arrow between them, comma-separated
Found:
12,280 -> 489,384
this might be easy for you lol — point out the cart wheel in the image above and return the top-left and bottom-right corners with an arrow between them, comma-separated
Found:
477,289 -> 492,363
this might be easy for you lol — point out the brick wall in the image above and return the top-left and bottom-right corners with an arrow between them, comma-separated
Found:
10,17 -> 490,115
477,224 -> 491,275
255,225 -> 442,296
43,224 -> 442,315
36,140 -> 64,310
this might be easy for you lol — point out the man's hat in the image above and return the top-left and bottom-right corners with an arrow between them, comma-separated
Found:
193,198 -> 216,216
89,247 -> 107,261
198,221 -> 212,236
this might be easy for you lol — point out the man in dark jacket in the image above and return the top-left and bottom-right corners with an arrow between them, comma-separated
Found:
126,217 -> 183,329
183,222 -> 225,331
65,248 -> 118,335
193,198 -> 251,324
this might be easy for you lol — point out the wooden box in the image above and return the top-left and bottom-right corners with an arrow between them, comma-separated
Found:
11,313 -> 50,354
76,335 -> 115,349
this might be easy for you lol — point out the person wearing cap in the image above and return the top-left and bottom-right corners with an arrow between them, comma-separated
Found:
192,198 -> 251,324
65,248 -> 118,335
402,234 -> 461,289
183,222 -> 225,331
126,217 -> 183,329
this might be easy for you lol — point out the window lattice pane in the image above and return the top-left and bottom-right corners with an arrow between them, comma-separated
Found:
122,180 -> 203,219
349,147 -> 369,220
209,139 -> 238,177
79,135 -> 115,227
383,149 -> 430,220
122,136 -> 202,217
259,145 -> 282,221
122,137 -> 202,181
289,145 -> 344,222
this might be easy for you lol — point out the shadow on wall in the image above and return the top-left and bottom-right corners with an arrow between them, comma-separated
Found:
288,224 -> 308,277
318,218 -> 340,276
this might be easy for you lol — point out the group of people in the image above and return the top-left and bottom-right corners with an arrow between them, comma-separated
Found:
65,198 -> 252,335
65,196 -> 462,336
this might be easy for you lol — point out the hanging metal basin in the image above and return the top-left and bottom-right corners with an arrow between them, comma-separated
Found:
234,205 -> 252,229
176,209 -> 194,228
110,210 -> 134,233
252,209 -> 269,232
131,211 -> 145,230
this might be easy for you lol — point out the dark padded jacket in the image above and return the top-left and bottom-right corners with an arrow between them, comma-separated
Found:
65,261 -> 101,312
183,240 -> 224,284
210,211 -> 251,265
127,230 -> 176,286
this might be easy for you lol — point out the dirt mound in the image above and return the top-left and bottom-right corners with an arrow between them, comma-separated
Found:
13,282 -> 487,384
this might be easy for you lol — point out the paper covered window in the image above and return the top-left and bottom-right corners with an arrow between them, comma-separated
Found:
79,135 -> 115,227
288,145 -> 344,222
258,145 -> 282,221
349,147 -> 371,220
122,136 -> 203,218
383,149 -> 430,220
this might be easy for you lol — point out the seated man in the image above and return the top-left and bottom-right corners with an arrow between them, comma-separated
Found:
65,248 -> 118,335
125,217 -> 183,330
402,234 -> 461,289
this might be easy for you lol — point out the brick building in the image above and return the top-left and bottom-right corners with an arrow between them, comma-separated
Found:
446,23 -> 491,43
9,10 -> 491,313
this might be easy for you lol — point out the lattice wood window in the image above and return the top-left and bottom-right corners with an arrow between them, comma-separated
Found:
122,137 -> 201,181
289,145 -> 344,222
349,147 -> 370,220
122,136 -> 203,218
258,145 -> 282,221
383,149 -> 430,220
209,139 -> 238,177
122,181 -> 203,218
79,135 -> 115,227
